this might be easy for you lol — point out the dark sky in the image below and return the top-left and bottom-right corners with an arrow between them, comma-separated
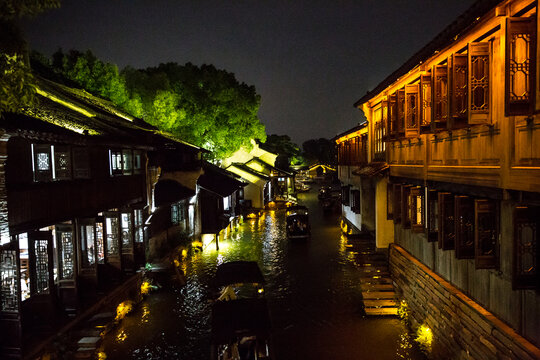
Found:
23,0 -> 476,146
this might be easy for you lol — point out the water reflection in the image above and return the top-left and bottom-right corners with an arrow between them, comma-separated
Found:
101,190 -> 425,360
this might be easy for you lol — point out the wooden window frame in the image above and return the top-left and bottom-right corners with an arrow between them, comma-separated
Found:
388,94 -> 397,139
32,143 -> 53,182
425,189 -> 439,242
468,42 -> 491,125
438,192 -> 455,250
455,195 -> 475,259
505,17 -> 536,116
405,84 -> 420,137
513,205 -> 539,289
448,53 -> 469,129
432,65 -> 448,132
53,145 -> 72,181
396,88 -> 406,137
475,199 -> 499,269
420,74 -> 432,133
401,185 -> 412,229
409,187 -> 424,233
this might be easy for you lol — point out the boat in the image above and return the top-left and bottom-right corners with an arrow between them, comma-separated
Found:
211,261 -> 274,359
211,298 -> 274,360
286,205 -> 310,240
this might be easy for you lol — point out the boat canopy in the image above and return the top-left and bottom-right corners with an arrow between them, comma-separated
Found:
213,261 -> 265,287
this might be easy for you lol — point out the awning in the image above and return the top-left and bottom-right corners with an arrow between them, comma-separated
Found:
352,162 -> 389,177
154,179 -> 195,207
198,163 -> 246,198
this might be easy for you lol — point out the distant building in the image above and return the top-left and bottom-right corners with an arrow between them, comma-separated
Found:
339,0 -> 540,358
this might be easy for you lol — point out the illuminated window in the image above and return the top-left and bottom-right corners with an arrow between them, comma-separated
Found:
505,17 -> 536,116
122,150 -> 133,175
56,224 -> 75,280
133,150 -> 143,174
53,145 -> 72,180
405,84 -> 420,137
388,93 -> 397,138
373,107 -> 385,161
513,205 -> 539,289
409,187 -> 424,233
397,88 -> 406,136
401,185 -> 412,229
32,144 -> 52,182
79,221 -> 96,269
110,149 -> 137,176
110,150 -> 123,176
134,208 -> 145,244
420,74 -> 432,132
171,200 -> 187,226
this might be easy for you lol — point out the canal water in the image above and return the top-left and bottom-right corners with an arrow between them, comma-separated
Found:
101,187 -> 426,360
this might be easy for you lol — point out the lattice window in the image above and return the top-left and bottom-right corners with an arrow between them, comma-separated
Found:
397,89 -> 406,135
34,240 -> 50,294
53,145 -> 72,180
475,199 -> 498,269
401,185 -> 412,229
432,65 -> 448,130
405,84 -> 420,137
122,150 -> 133,175
110,150 -> 123,176
134,209 -> 144,243
468,42 -> 491,124
80,223 -> 95,269
388,94 -> 397,138
420,74 -> 432,130
449,54 -> 468,125
426,189 -> 439,242
506,17 -> 536,115
32,144 -> 52,182
513,205 -> 538,289
57,227 -> 74,280
409,187 -> 424,233
438,192 -> 455,250
106,215 -> 119,256
121,212 -> 133,250
1,249 -> 19,311
171,204 -> 179,225
95,221 -> 105,264
455,195 -> 475,259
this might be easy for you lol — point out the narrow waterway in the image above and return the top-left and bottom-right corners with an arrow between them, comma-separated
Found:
101,186 -> 426,360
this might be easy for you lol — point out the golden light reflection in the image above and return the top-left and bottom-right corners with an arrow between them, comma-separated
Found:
415,324 -> 433,351
116,329 -> 127,343
97,350 -> 107,360
115,301 -> 134,321
140,281 -> 152,295
141,304 -> 150,324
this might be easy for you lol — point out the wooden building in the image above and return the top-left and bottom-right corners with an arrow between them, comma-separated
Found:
0,77 -> 204,358
346,0 -> 540,358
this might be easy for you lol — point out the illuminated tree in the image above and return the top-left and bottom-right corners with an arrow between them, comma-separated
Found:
263,134 -> 305,168
0,0 -> 60,116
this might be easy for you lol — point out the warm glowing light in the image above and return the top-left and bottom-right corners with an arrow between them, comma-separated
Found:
181,249 -> 188,258
140,281 -> 152,295
246,212 -> 258,219
397,300 -> 409,320
415,324 -> 433,350
115,301 -> 134,321
116,329 -> 127,343
192,239 -> 204,248
258,288 -> 264,294
97,351 -> 107,360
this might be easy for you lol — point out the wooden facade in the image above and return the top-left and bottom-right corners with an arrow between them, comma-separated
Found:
351,0 -> 540,354
0,77 -> 204,358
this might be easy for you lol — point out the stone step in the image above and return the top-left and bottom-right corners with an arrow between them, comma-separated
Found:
363,299 -> 398,307
363,283 -> 394,291
362,291 -> 396,300
364,307 -> 398,316
360,276 -> 393,285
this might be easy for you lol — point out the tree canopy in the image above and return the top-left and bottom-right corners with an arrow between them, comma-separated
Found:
263,134 -> 305,169
44,50 -> 266,159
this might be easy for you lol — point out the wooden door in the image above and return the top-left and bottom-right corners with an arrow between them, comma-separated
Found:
0,242 -> 22,358
77,218 -> 99,295
120,210 -> 135,274
104,211 -> 122,280
55,224 -> 78,313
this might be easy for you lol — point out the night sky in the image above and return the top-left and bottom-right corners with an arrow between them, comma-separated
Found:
22,0 -> 476,146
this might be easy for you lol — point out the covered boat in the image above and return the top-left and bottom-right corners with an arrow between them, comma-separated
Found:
213,261 -> 265,300
286,205 -> 310,240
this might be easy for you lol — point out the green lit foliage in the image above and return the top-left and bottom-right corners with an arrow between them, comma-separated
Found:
48,51 -> 265,159
0,53 -> 36,113
263,134 -> 305,169
0,0 -> 60,116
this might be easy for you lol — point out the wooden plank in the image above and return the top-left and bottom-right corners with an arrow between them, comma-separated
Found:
362,291 -> 396,299
364,307 -> 398,316
360,276 -> 393,284
363,299 -> 397,307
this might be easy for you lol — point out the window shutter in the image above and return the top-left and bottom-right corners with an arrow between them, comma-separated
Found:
438,192 -> 455,250
72,147 -> 90,179
396,89 -> 406,136
54,145 -> 72,180
33,144 -> 52,182
387,182 -> 394,220
475,199 -> 498,269
513,205 -> 538,289
455,195 -> 475,259
506,17 -> 536,116
420,74 -> 432,132
388,94 -> 397,138
449,54 -> 468,128
393,184 -> 402,224
432,65 -> 448,131
410,187 -> 424,233
381,100 -> 388,141
426,189 -> 438,242
468,42 -> 491,124
405,84 -> 420,137
401,185 -> 412,229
